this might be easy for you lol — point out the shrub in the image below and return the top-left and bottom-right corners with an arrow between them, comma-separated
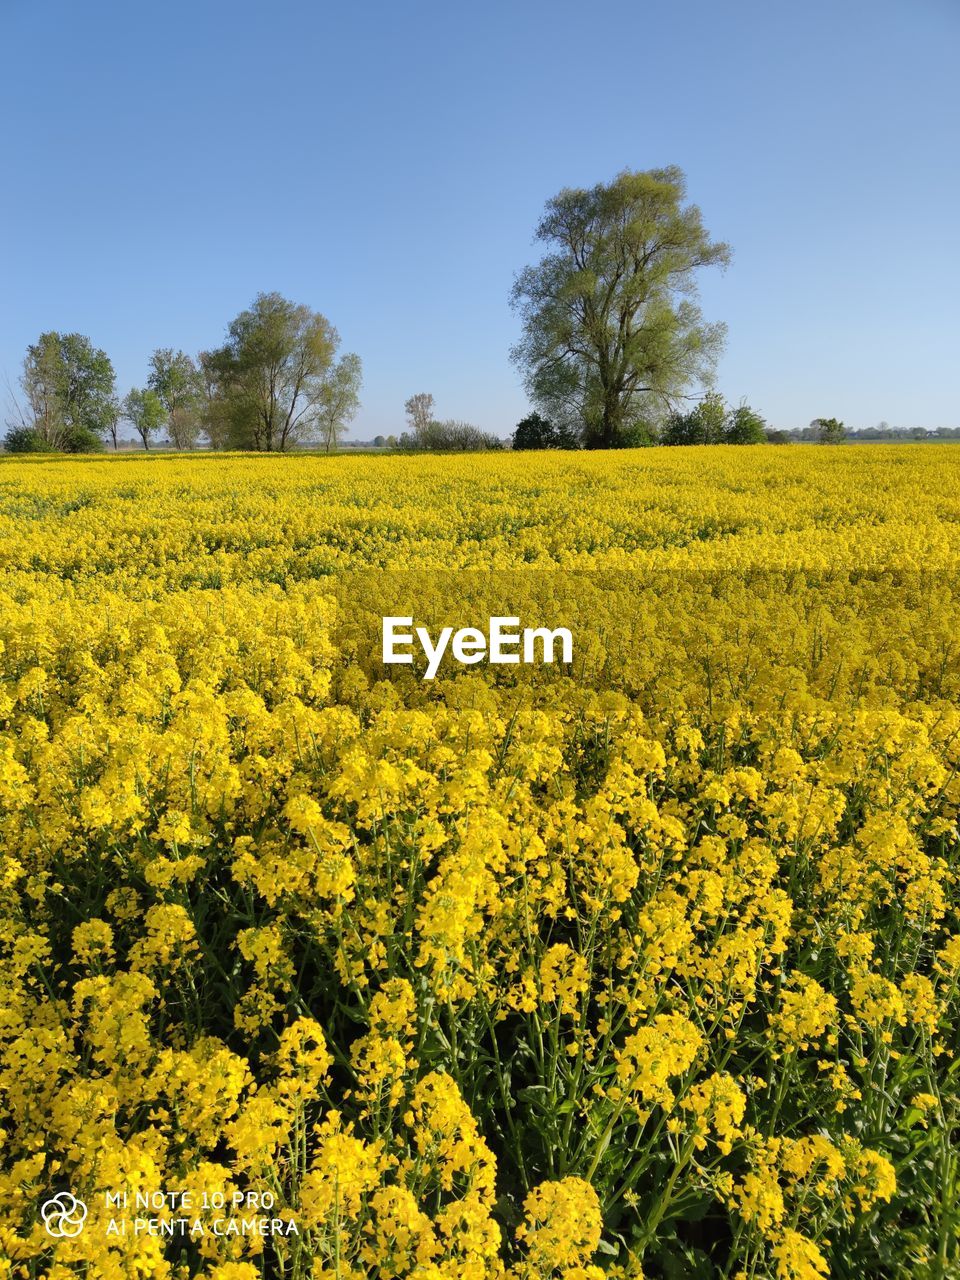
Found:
3,427 -> 57,453
615,421 -> 658,448
3,424 -> 103,453
662,392 -> 728,445
663,394 -> 768,446
61,424 -> 105,453
402,419 -> 503,452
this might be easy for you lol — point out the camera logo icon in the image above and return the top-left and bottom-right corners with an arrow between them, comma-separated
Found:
41,1192 -> 88,1238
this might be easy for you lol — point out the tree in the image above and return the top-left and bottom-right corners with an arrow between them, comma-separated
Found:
197,353 -> 230,450
124,387 -> 166,450
148,349 -> 202,450
512,411 -> 579,450
404,393 -> 435,439
662,392 -> 727,445
513,412 -> 557,450
812,417 -> 846,444
725,401 -> 767,444
11,331 -> 116,449
103,395 -> 122,450
202,293 -> 354,452
13,337 -> 64,445
316,353 -> 362,453
511,167 -> 730,449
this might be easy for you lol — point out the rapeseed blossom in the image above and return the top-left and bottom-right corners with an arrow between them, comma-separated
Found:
0,446 -> 959,1276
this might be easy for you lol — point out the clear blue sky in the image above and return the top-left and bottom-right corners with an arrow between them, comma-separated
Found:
1,0 -> 957,437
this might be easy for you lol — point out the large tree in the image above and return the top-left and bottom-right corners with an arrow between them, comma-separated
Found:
202,293 -> 357,452
510,167 -> 730,449
13,331 -> 116,449
148,348 -> 203,450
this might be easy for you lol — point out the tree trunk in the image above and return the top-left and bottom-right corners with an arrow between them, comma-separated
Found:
599,389 -> 623,448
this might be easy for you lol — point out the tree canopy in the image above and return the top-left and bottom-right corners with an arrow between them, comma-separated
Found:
316,352 -> 363,453
404,393 -> 435,439
511,167 -> 730,448
148,349 -> 203,450
200,293 -> 359,451
13,331 -> 116,450
123,387 -> 165,450
812,417 -> 846,444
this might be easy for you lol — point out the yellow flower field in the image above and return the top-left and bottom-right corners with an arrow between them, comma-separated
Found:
1,446 -> 959,1279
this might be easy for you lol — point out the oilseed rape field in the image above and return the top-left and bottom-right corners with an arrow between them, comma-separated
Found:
2,447 -> 960,1280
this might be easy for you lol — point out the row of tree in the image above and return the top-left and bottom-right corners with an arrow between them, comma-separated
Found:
1,166 -> 743,455
7,166 -> 935,456
4,293 -> 362,454
510,401 -> 849,449
779,422 -> 960,442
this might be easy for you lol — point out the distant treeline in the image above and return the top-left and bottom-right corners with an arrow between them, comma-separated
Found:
775,424 -> 960,442
509,401 -> 848,449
